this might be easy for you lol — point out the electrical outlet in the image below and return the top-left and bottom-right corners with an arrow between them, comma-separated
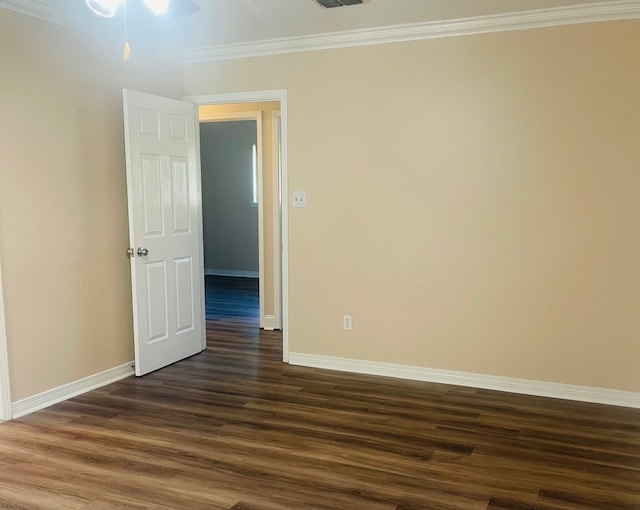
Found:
343,315 -> 353,331
293,191 -> 307,208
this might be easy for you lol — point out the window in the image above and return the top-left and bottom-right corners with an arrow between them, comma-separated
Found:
252,143 -> 258,206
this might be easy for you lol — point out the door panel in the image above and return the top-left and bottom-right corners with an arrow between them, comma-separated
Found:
141,155 -> 164,235
123,89 -> 204,376
175,257 -> 195,333
171,158 -> 190,233
146,261 -> 168,343
169,114 -> 188,142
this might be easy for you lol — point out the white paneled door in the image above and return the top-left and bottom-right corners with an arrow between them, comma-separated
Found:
123,90 -> 205,376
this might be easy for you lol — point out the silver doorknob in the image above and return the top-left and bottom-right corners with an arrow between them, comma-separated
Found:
137,247 -> 149,257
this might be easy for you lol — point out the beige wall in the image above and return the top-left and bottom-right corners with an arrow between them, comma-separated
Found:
185,20 -> 640,392
200,102 -> 281,317
0,10 -> 184,401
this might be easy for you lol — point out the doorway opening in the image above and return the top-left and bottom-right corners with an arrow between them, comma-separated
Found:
199,118 -> 260,327
187,90 -> 289,361
197,102 -> 284,333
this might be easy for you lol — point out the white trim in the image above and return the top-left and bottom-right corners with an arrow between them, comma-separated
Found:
187,90 -> 290,362
193,102 -> 207,352
279,97 -> 289,362
256,120 -> 265,328
288,353 -> 640,409
256,112 -> 266,329
188,91 -> 286,106
0,259 -> 12,421
11,362 -> 134,419
183,1 -> 640,62
204,269 -> 259,278
4,0 -> 640,64
272,111 -> 283,331
262,315 -> 279,331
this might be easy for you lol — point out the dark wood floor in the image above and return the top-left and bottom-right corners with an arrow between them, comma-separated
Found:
0,323 -> 639,509
205,275 -> 259,326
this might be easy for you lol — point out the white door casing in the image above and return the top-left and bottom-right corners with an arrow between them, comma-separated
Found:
123,90 -> 205,376
185,90 -> 289,362
272,110 -> 283,331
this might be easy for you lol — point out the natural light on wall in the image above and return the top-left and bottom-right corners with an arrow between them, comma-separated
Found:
252,144 -> 258,206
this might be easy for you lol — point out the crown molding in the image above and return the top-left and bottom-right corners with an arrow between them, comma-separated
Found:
183,0 -> 640,63
3,0 -> 640,64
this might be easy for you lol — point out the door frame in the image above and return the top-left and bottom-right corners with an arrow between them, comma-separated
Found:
0,257 -> 13,420
185,90 -> 289,362
198,110 -> 269,329
272,110 -> 282,331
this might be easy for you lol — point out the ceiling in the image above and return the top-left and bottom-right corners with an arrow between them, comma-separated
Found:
0,0 -> 636,57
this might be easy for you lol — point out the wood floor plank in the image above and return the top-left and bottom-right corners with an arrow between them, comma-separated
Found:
1,297 -> 639,509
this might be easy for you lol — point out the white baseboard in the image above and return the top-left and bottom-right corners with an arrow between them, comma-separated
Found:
261,314 -> 281,331
11,361 -> 135,419
288,353 -> 640,409
205,269 -> 258,278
